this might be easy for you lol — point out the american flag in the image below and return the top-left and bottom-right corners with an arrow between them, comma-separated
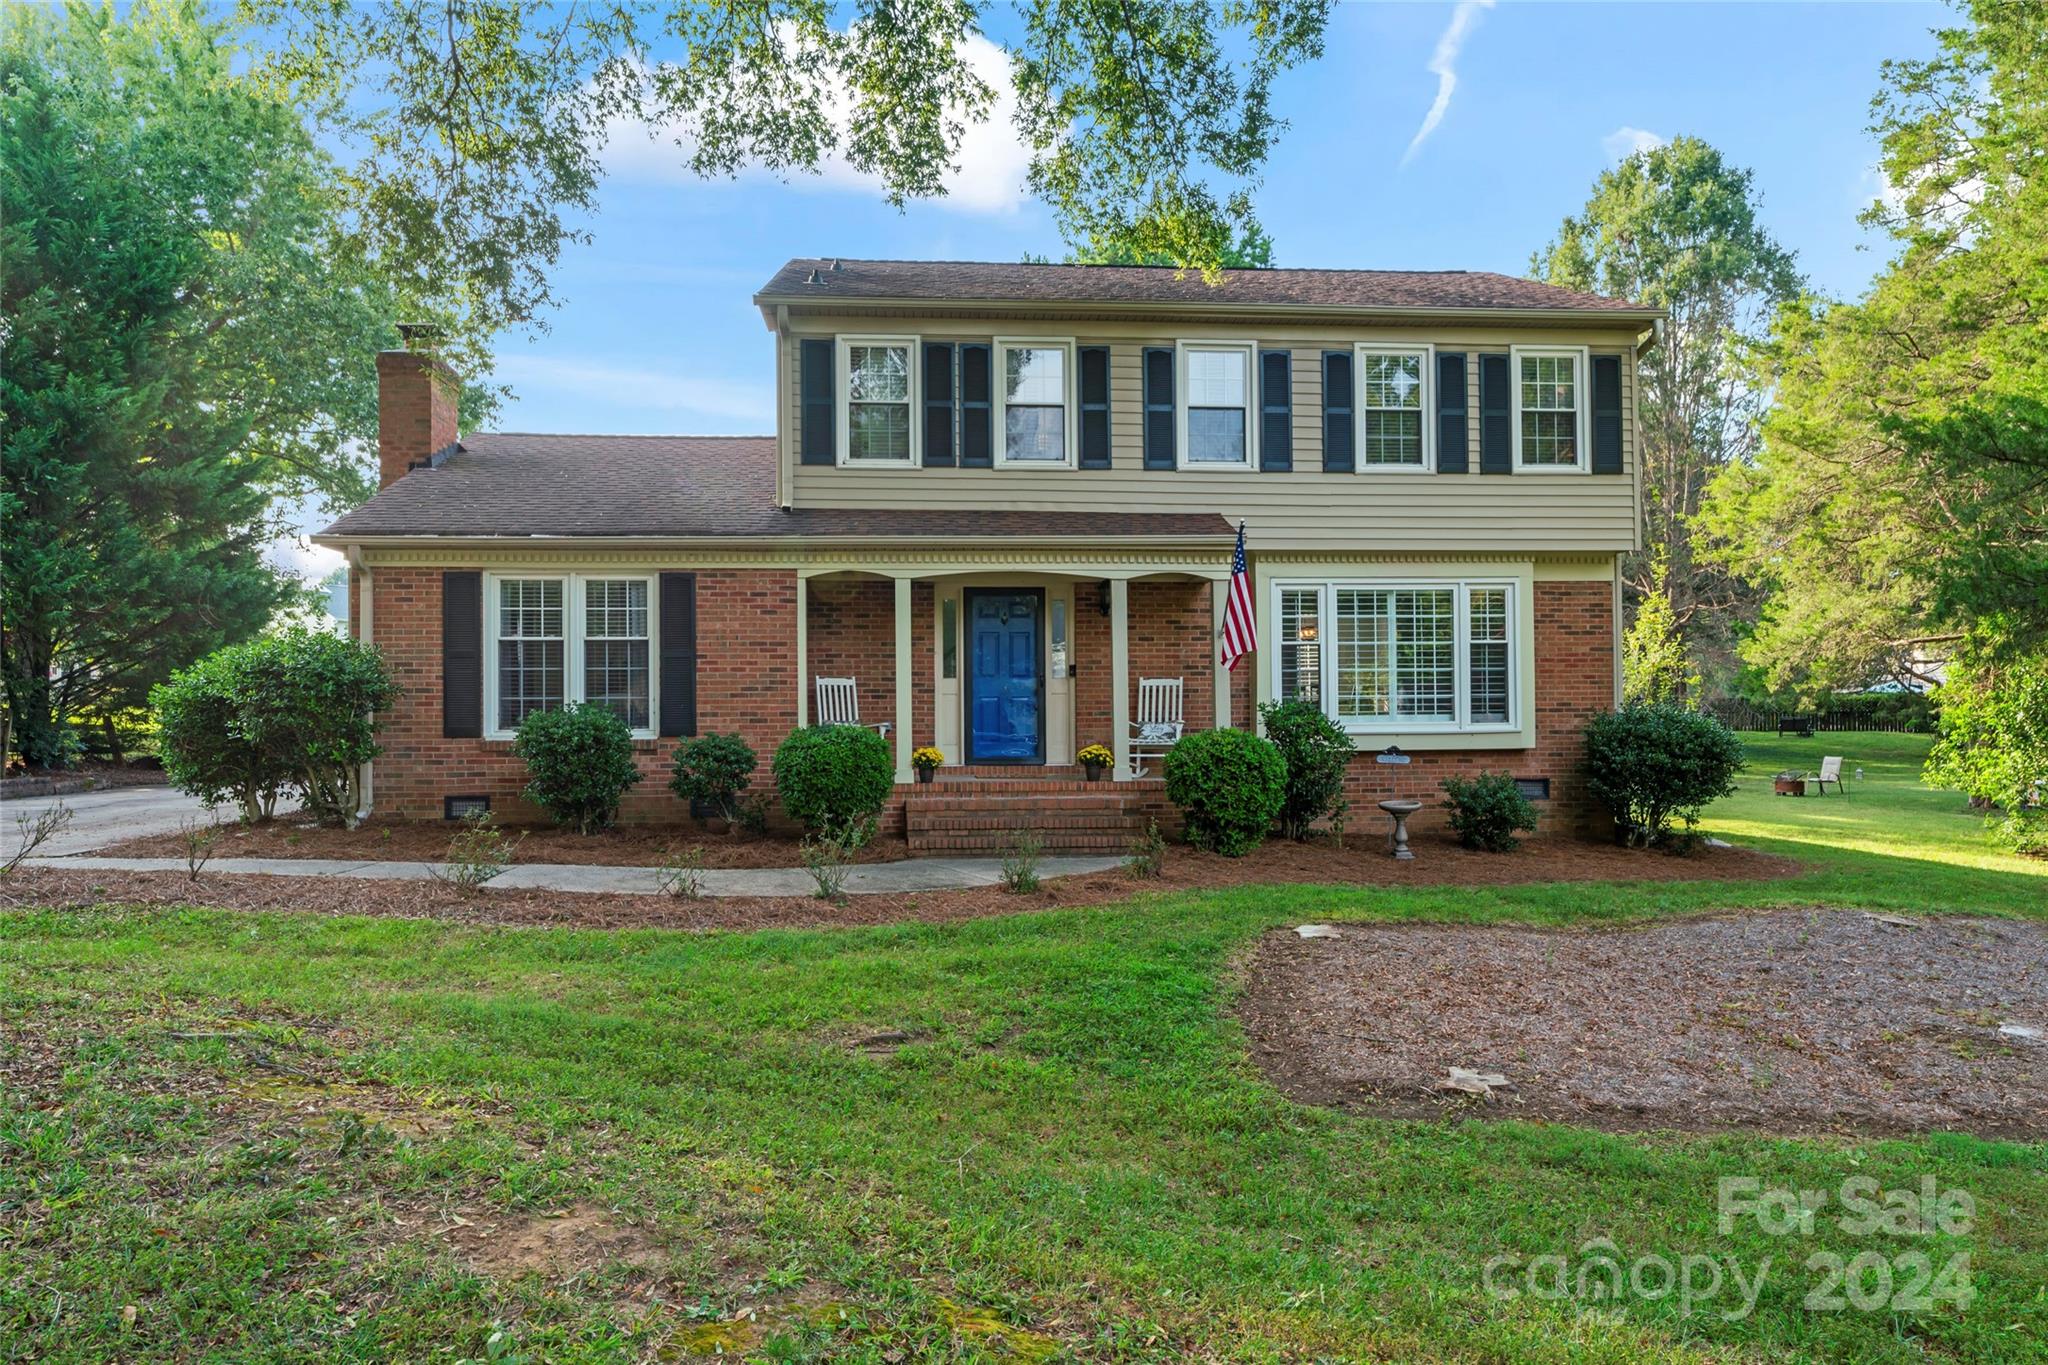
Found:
1219,522 -> 1256,671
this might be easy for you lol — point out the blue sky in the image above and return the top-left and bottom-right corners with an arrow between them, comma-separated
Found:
292,1 -> 1946,582
487,1 -> 1945,438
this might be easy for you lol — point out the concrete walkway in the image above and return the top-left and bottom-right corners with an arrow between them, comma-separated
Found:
27,853 -> 1124,897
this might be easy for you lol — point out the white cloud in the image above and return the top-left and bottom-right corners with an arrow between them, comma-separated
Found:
604,32 -> 1031,215
1602,126 -> 1665,164
1401,0 -> 1496,167
492,355 -> 775,430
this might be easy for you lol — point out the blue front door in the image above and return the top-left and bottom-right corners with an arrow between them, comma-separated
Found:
966,590 -> 1043,763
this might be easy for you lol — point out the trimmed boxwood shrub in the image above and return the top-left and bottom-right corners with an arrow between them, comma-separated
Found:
513,702 -> 641,834
152,629 -> 398,826
1441,771 -> 1540,852
1258,698 -> 1352,840
774,725 -> 894,838
1162,728 -> 1286,857
1583,703 -> 1743,847
669,732 -> 758,827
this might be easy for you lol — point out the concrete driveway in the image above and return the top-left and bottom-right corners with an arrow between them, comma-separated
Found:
1,785 -> 295,857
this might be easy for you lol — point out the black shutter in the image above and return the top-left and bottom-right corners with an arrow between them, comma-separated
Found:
658,572 -> 698,738
1478,352 -> 1512,474
958,343 -> 992,467
1078,345 -> 1112,469
1436,351 -> 1469,474
1258,349 -> 1292,472
442,571 -> 482,738
1591,354 -> 1624,474
1141,347 -> 1175,469
799,338 -> 835,466
922,342 -> 956,467
1321,350 -> 1354,473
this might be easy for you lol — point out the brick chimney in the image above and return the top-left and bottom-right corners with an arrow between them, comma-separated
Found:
375,347 -> 459,488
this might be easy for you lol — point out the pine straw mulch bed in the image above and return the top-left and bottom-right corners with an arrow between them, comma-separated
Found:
12,834 -> 1795,934
95,817 -> 913,868
1239,908 -> 2048,1139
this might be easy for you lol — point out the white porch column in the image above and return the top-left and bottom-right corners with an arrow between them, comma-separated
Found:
893,575 -> 914,783
1211,574 -> 1232,729
795,573 -> 809,727
1110,577 -> 1132,781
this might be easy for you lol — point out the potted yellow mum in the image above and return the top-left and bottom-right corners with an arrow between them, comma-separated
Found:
1078,743 -> 1113,782
912,746 -> 944,783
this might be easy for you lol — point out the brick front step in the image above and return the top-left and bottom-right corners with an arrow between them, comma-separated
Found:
903,780 -> 1163,853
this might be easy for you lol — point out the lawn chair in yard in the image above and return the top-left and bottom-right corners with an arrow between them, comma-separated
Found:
814,677 -> 890,740
1128,677 -> 1185,777
1810,755 -> 1846,796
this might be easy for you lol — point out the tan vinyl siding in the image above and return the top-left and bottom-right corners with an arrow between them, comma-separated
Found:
782,314 -> 1645,554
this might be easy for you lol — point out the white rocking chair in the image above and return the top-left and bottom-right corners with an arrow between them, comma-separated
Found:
814,676 -> 890,739
1128,676 -> 1185,776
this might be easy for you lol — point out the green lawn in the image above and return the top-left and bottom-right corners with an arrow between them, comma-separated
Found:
3,733 -> 2044,1362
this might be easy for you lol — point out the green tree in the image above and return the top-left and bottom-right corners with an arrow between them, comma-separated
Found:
1532,137 -> 1801,690
1621,548 -> 1699,706
0,2 -> 431,766
1701,0 -> 2047,691
243,0 -> 1329,342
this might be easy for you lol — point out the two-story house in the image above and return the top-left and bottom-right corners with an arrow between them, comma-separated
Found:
316,259 -> 1659,848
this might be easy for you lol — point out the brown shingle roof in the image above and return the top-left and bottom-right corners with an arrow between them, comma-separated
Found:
756,258 -> 1656,315
315,433 -> 1232,542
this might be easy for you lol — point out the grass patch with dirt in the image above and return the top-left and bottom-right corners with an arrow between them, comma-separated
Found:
1,729 -> 2044,1362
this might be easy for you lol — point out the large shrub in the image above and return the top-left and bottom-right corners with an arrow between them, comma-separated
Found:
1162,728 -> 1286,857
152,650 -> 291,823
774,725 -> 894,838
1583,703 -> 1743,847
1441,771 -> 1540,852
1258,699 -> 1352,840
1925,658 -> 2048,855
513,702 -> 641,834
152,629 -> 397,825
670,732 -> 757,827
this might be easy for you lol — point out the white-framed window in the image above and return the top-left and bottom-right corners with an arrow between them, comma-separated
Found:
1356,343 -> 1434,470
1270,578 -> 1517,732
486,573 -> 658,738
993,338 -> 1074,466
1177,341 -> 1256,468
1511,345 -> 1588,473
837,335 -> 919,466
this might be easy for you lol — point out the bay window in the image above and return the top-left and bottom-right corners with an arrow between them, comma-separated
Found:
488,574 -> 656,737
1512,345 -> 1587,471
839,337 -> 917,464
1358,345 -> 1432,468
1178,342 -> 1255,467
995,339 -> 1072,465
1272,579 -> 1517,732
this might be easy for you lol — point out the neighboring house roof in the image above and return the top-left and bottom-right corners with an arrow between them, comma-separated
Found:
315,433 -> 1233,542
755,257 -> 1658,318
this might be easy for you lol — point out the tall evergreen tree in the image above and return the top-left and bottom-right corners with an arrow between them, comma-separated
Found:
0,2 -> 417,764
1701,0 -> 2046,692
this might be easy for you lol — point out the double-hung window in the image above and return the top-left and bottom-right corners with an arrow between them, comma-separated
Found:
838,336 -> 918,465
488,574 -> 656,737
1178,342 -> 1255,467
1272,579 -> 1517,733
995,339 -> 1072,465
1357,344 -> 1433,469
1512,345 -> 1587,472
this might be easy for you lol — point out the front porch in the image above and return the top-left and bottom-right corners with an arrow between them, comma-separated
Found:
898,765 -> 1172,854
795,555 -> 1246,787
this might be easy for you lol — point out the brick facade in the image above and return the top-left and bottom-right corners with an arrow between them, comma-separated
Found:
1329,579 -> 1614,835
358,569 -> 1611,836
364,567 -> 798,823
